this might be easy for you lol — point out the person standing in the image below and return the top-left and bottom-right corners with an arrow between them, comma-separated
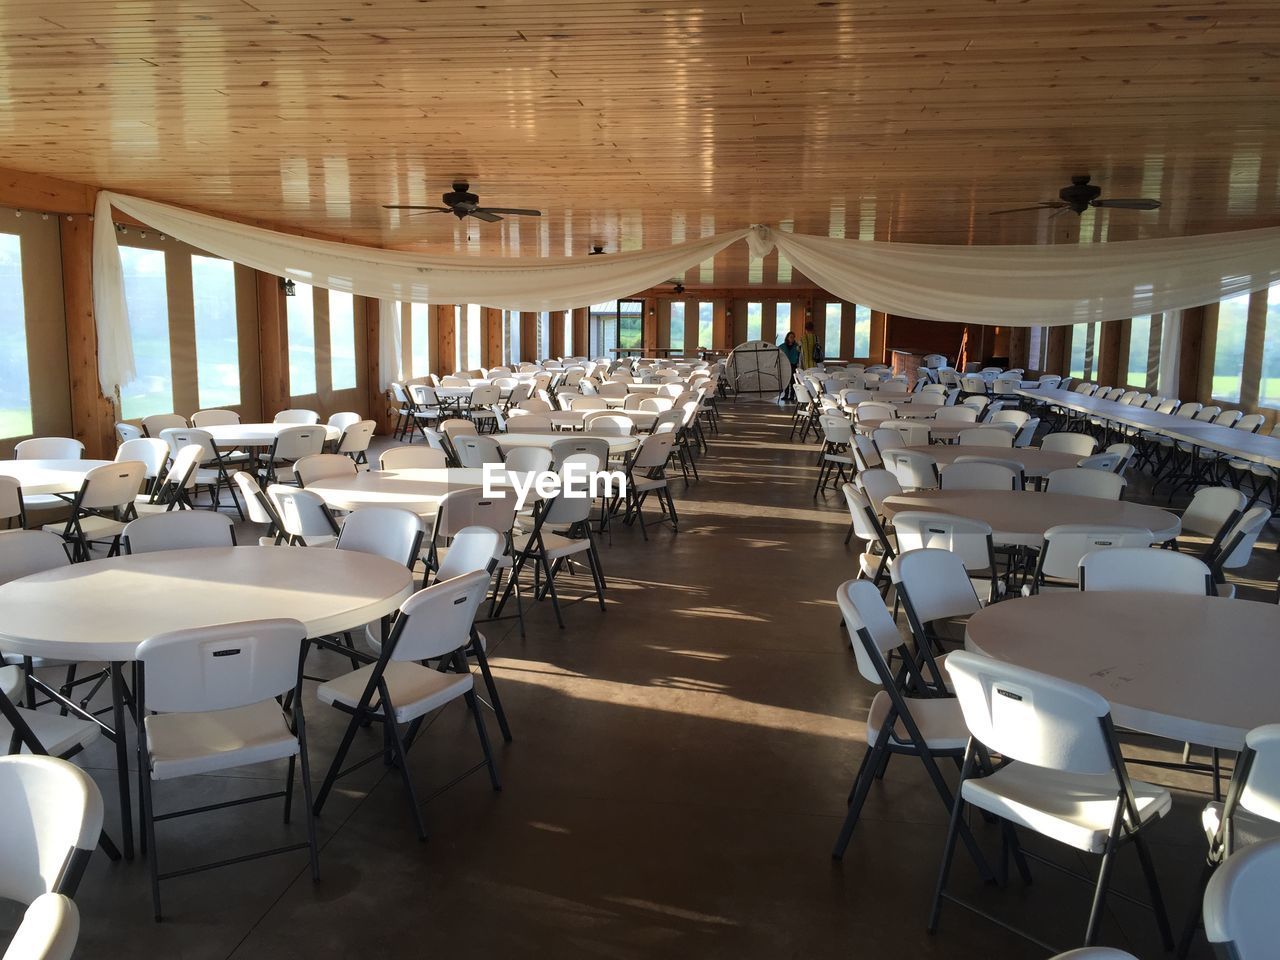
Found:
779,330 -> 800,401
799,320 -> 823,370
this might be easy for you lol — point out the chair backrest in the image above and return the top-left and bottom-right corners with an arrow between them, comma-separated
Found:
0,756 -> 104,905
889,547 -> 980,623
453,434 -> 504,468
336,507 -> 423,567
1203,835 -> 1280,959
293,453 -> 357,487
584,412 -> 635,436
857,468 -> 903,514
940,460 -> 1018,491
836,578 -> 904,686
1234,413 -> 1266,434
499,446 -> 550,476
470,383 -> 501,406
1225,725 -> 1280,835
141,414 -> 188,437
630,432 -> 674,471
933,405 -> 979,423
840,483 -> 884,545
190,409 -> 240,428
516,398 -> 553,413
157,426 -> 218,461
946,650 -> 1116,774
1045,467 -> 1126,500
115,422 -> 143,444
270,425 -> 326,461
274,409 -> 320,424
1079,547 -> 1212,594
1040,432 -> 1097,456
389,570 -> 492,662
957,427 -> 1014,448
891,421 -> 932,446
1181,486 -> 1247,540
14,438 -> 84,461
1214,505 -> 1271,571
1075,451 -> 1124,473
819,414 -> 853,445
327,411 -> 361,431
3,891 -> 80,960
1012,417 -> 1040,447
881,449 -> 939,490
1036,525 -> 1155,583
892,512 -> 996,573
123,511 -> 236,553
379,446 -> 446,471
137,619 -> 306,714
854,402 -> 895,423
233,471 -> 282,528
550,437 -> 611,471
570,396 -> 608,411
336,420 -> 376,454
116,438 -> 169,479
435,526 -> 502,581
870,427 -> 905,453
433,488 -> 515,539
267,485 -> 340,539
1103,442 -> 1136,474
77,461 -> 145,511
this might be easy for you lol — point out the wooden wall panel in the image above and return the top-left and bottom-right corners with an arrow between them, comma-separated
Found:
362,296 -> 391,433
435,305 -> 456,376
256,273 -> 289,417
572,308 -> 588,357
1096,320 -> 1122,388
60,216 -> 113,459
482,307 -> 503,368
549,310 -> 566,358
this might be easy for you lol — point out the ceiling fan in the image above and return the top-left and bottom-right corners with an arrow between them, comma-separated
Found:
383,181 -> 542,223
990,175 -> 1161,217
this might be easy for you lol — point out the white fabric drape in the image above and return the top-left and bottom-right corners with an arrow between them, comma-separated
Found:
1158,310 -> 1183,396
92,191 -> 135,401
377,299 -> 402,389
750,225 -> 1280,328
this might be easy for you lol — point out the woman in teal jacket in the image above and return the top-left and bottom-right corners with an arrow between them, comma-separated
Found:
779,330 -> 800,401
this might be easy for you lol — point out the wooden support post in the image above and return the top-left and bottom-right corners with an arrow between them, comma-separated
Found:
1045,325 -> 1068,376
520,312 -> 538,362
60,216 -> 115,459
256,271 -> 289,418
1097,320 -> 1122,387
549,310 -> 566,359
363,297 -> 391,434
482,307 -> 503,368
572,307 -> 588,357
435,304 -> 456,376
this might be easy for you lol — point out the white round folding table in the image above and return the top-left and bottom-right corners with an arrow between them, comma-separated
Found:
901,444 -> 1083,479
540,410 -> 659,432
0,545 -> 414,858
203,423 -> 341,447
496,433 -> 640,455
302,467 -> 523,515
965,592 -> 1280,750
882,489 -> 1181,547
0,459 -> 113,495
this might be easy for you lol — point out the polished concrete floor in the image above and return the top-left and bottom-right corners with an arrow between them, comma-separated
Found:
4,400 -> 1277,959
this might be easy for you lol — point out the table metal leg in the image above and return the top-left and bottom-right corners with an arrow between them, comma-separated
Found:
111,663 -> 134,860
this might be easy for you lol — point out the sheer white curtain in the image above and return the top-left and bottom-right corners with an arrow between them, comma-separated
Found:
377,299 -> 402,389
92,191 -> 135,403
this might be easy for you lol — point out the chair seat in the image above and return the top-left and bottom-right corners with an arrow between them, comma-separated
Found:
1216,582 -> 1236,599
145,700 -> 298,780
1227,458 -> 1273,478
962,763 -> 1170,854
632,475 -> 668,492
859,552 -> 890,580
19,494 -> 67,511
1201,801 -> 1280,852
42,515 -> 128,539
2,707 -> 101,757
867,690 -> 969,751
0,663 -> 22,701
513,531 -> 591,561
316,660 -> 472,725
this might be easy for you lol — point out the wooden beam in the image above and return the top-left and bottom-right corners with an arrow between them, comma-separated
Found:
60,216 -> 115,458
256,271 -> 289,417
572,307 -> 588,356
520,312 -> 538,362
482,306 -> 503,368
362,296 -> 392,434
0,166 -> 94,215
549,310 -> 566,358
1097,320 -> 1122,387
435,304 -> 456,376
1045,325 -> 1068,376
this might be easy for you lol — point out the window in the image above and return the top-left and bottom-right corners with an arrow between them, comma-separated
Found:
824,303 -> 842,360
1212,293 -> 1250,402
328,291 -> 358,391
697,302 -> 713,351
589,302 -> 615,357
1068,322 -> 1099,380
190,255 -> 240,409
410,303 -> 431,377
120,246 -> 174,418
562,312 -> 573,356
286,281 -> 317,396
1261,285 -> 1280,408
669,303 -> 685,352
775,302 -> 791,344
0,234 -> 31,438
618,300 -> 643,352
853,305 -> 871,358
746,302 -> 762,341
464,304 -> 482,370
1027,325 -> 1045,372
503,310 -> 521,365
1126,314 -> 1154,389
538,311 -> 552,359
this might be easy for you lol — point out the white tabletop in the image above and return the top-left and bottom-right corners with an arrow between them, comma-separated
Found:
204,423 -> 341,446
303,467 -> 500,514
0,459 -> 113,495
965,592 -> 1280,750
856,418 -> 1016,438
542,410 -> 660,431
496,433 -> 640,454
0,546 -> 414,662
882,489 -> 1181,547
902,445 -> 1084,479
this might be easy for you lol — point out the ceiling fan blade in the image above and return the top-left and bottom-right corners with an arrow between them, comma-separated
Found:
987,202 -> 1066,216
1092,198 -> 1161,210
475,207 -> 543,217
1048,206 -> 1074,220
468,210 -> 504,223
383,204 -> 453,211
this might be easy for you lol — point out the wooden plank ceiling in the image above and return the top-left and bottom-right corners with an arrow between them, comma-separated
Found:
0,0 -> 1277,287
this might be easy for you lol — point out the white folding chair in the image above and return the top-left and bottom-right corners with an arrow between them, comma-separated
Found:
266,485 -> 341,546
135,618 -> 318,919
940,460 -> 1018,491
1026,525 -> 1155,594
115,422 -> 143,444
881,449 -> 939,491
1179,487 -> 1246,556
1077,451 -> 1124,473
140,414 -> 188,437
1041,432 -> 1098,457
1045,468 -> 1126,500
1079,547 -> 1213,595
841,484 -> 896,589
506,414 -> 553,433
453,435 -> 504,468
933,406 -> 979,424
1203,835 -> 1280,959
623,432 -> 677,538
891,421 -> 932,446
815,415 -> 854,496
335,420 -> 376,464
257,425 -> 326,485
1206,506 -> 1270,597
42,461 -> 145,561
189,409 -> 240,428
122,511 -> 236,554
313,571 -> 500,840
584,412 -> 635,436
957,427 -> 1014,448
379,446 -> 447,471
1013,417 -> 1041,447
856,468 -> 903,518
893,514 -> 1003,604
932,650 -> 1174,952
293,453 -> 357,487
2,892 -> 80,960
327,411 -> 361,432
273,409 -> 320,425
889,548 -> 982,666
